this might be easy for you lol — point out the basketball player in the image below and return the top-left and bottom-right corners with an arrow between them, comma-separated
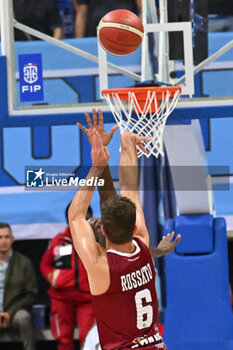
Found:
69,128 -> 174,349
78,108 -> 181,261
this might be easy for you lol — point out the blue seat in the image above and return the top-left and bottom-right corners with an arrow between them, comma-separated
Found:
164,215 -> 233,350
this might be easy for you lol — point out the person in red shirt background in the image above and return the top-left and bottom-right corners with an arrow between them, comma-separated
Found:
40,205 -> 95,350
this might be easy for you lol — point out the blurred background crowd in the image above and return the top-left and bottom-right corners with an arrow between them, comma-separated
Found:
3,0 -> 233,43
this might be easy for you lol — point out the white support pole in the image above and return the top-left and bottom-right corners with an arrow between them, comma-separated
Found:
98,42 -> 108,96
141,0 -> 150,82
158,0 -> 170,83
0,0 -> 17,113
182,22 -> 194,96
141,0 -> 158,82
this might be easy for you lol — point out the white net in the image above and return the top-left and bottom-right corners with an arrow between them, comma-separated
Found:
103,88 -> 181,158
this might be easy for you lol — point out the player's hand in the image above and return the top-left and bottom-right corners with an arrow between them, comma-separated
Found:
91,130 -> 110,168
131,133 -> 151,155
77,108 -> 118,146
157,232 -> 181,255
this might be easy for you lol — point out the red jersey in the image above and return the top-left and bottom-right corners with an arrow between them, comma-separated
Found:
40,227 -> 91,302
92,238 -> 166,350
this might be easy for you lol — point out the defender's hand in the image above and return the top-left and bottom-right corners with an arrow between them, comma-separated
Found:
77,108 -> 118,146
157,232 -> 181,255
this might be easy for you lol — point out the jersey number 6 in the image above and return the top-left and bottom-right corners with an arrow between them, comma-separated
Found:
135,288 -> 153,330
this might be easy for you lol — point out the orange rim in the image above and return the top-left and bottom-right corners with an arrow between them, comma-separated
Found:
102,86 -> 181,113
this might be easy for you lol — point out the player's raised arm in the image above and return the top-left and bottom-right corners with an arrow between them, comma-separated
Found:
77,108 -> 117,209
119,132 -> 151,246
68,130 -> 109,269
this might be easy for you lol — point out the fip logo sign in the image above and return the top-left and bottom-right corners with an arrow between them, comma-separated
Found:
19,54 -> 44,102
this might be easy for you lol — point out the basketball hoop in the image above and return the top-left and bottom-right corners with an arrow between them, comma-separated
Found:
102,85 -> 181,158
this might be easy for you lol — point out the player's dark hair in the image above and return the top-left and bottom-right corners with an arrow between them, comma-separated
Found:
101,196 -> 136,244
0,222 -> 12,233
65,202 -> 93,222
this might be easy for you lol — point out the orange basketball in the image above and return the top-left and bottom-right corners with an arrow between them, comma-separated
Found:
97,9 -> 144,56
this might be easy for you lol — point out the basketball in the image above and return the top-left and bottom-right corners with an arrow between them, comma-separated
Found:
97,9 -> 144,56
